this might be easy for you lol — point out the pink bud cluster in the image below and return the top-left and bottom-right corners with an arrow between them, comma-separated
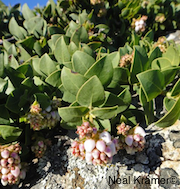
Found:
31,140 -> 48,158
71,122 -> 118,165
119,52 -> 134,68
27,99 -> 61,130
76,122 -> 97,139
132,15 -> 148,33
117,123 -> 146,155
0,144 -> 26,186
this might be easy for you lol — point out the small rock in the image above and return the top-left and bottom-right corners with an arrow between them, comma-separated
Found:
160,168 -> 179,189
169,131 -> 180,141
136,153 -> 149,165
162,141 -> 180,161
173,140 -> 180,148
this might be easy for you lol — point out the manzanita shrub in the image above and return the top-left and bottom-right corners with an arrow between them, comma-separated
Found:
0,0 -> 180,186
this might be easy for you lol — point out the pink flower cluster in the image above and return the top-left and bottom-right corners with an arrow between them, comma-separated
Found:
27,99 -> 61,130
0,144 -> 26,186
71,122 -> 118,165
31,139 -> 50,158
117,123 -> 146,155
132,15 -> 148,33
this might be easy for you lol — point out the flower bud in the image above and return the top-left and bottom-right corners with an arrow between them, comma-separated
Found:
134,134 -> 141,141
84,139 -> 95,153
107,142 -> 116,156
125,135 -> 133,146
38,141 -> 44,148
85,152 -> 93,163
7,173 -> 13,181
1,159 -> 7,167
7,158 -> 14,164
1,167 -> 9,175
134,126 -> 146,137
96,140 -> 106,152
92,149 -> 100,159
1,174 -> 8,181
83,122 -> 90,127
79,143 -> 85,152
11,166 -> 20,178
1,179 -> 8,186
100,152 -> 106,161
104,146 -> 113,158
11,152 -> 18,159
1,150 -> 10,159
99,131 -> 111,144
71,141 -> 78,148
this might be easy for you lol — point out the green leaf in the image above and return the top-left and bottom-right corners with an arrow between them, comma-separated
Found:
164,97 -> 176,111
0,53 -> 4,77
39,53 -> 57,76
84,55 -> 113,87
76,76 -> 105,107
101,90 -> 130,112
93,119 -> 111,131
6,89 -> 22,113
108,67 -> 129,87
130,46 -> 148,84
163,46 -> 180,66
58,106 -> 89,123
68,41 -> 78,56
0,125 -> 22,144
62,90 -> 76,103
18,36 -> 36,50
71,26 -> 88,46
9,17 -> 27,40
151,57 -> 172,70
109,52 -> 120,68
34,93 -> 51,110
91,106 -> 118,119
0,105 -> 10,125
139,87 -> 154,124
87,41 -> 102,51
72,51 -> 95,75
17,63 -> 33,77
5,68 -> 26,88
32,57 -> 43,76
81,44 -> 94,57
45,70 -> 61,87
137,69 -> 165,101
9,55 -> 19,69
171,78 -> 180,97
24,17 -> 47,38
22,3 -> 35,20
155,97 -> 180,128
148,47 -> 162,65
18,46 -> 31,62
161,67 -> 180,85
0,78 -> 7,93
61,67 -> 87,96
54,36 -> 71,67
60,120 -> 82,129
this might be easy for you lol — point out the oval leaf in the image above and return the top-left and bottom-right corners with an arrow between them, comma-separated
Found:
137,69 -> 165,102
72,51 -> 95,75
61,67 -> 87,96
155,97 -> 180,128
84,55 -> 113,87
76,76 -> 105,107
0,125 -> 22,144
58,106 -> 89,123
171,78 -> 180,97
91,106 -> 118,119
